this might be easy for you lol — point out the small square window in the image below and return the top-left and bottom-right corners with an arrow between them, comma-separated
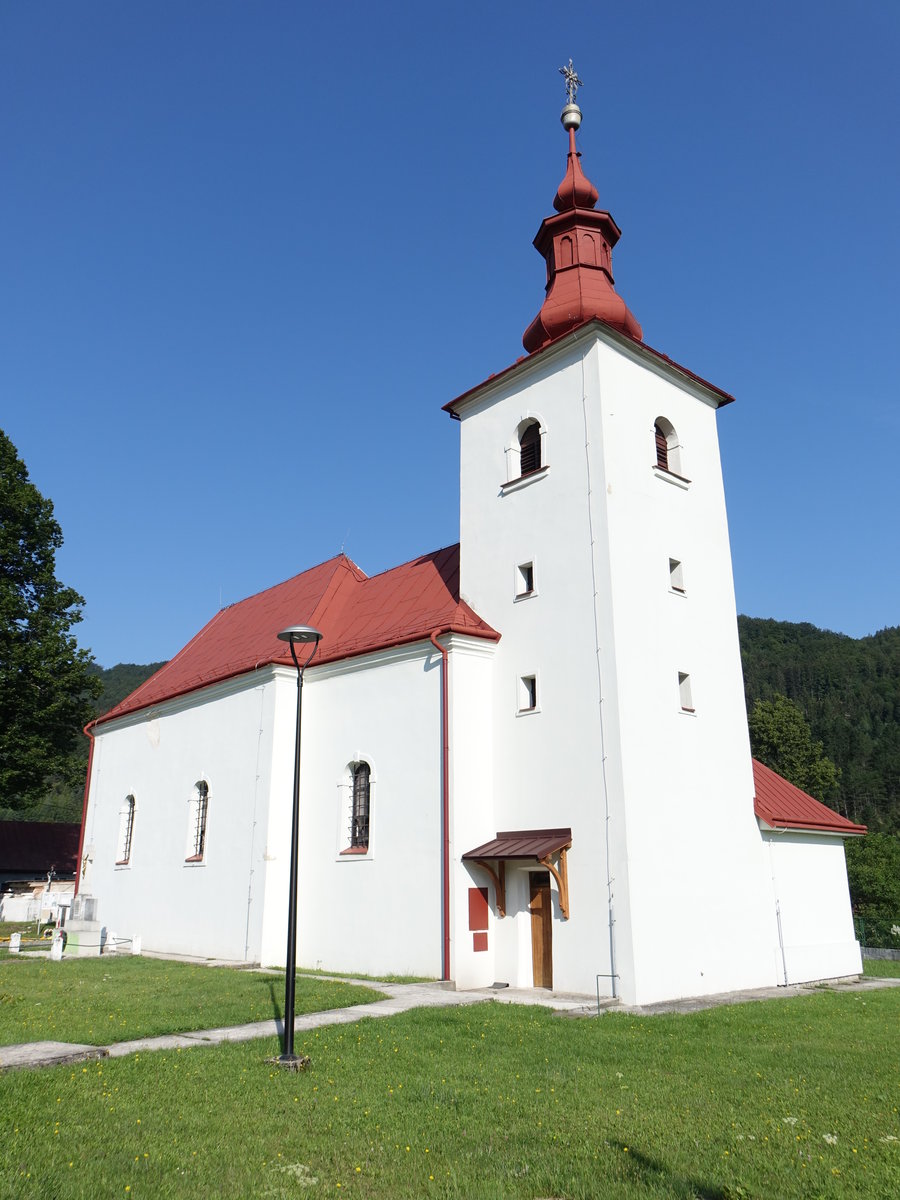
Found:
678,672 -> 695,713
515,561 -> 535,598
669,558 -> 685,593
519,674 -> 538,713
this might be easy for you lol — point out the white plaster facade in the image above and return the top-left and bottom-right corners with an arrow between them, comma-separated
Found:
81,675 -> 279,963
761,831 -> 862,985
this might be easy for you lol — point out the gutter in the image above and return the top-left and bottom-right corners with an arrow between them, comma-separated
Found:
74,726 -> 95,898
429,629 -> 451,981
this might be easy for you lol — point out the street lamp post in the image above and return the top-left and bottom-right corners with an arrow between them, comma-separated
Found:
276,624 -> 323,1066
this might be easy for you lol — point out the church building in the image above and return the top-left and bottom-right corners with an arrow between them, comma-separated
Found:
77,75 -> 864,1005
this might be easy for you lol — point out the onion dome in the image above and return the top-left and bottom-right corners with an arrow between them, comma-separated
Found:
523,73 -> 642,353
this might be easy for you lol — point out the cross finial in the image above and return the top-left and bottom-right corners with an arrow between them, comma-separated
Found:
559,59 -> 582,106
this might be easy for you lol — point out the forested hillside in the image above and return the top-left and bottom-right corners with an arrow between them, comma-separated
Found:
89,661 -> 166,717
739,617 -> 900,832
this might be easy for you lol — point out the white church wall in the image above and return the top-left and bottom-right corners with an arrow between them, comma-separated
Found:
762,831 -> 862,984
589,335 -> 778,1003
258,645 -> 444,978
446,636 -> 497,989
457,333 -> 628,996
82,676 -> 277,962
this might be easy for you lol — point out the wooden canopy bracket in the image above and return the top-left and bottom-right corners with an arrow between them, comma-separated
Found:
538,845 -> 570,919
474,859 -> 506,917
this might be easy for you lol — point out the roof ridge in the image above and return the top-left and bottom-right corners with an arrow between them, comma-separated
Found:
308,556 -> 364,633
222,553 -> 352,611
360,543 -> 461,586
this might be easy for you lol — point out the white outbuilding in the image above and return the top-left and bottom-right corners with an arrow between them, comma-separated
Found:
77,85 -> 864,1005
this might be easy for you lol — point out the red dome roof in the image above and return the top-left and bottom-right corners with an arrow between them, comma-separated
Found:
523,127 -> 642,353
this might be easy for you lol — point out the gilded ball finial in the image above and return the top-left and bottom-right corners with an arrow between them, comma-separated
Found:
559,58 -> 583,130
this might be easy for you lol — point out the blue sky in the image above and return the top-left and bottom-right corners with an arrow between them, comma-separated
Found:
2,1 -> 897,666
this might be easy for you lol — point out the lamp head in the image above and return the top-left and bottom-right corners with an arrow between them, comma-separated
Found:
277,625 -> 323,645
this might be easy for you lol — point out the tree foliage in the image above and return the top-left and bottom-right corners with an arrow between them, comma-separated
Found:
748,693 -> 840,802
0,429 -> 101,811
739,616 -> 900,832
844,833 -> 900,948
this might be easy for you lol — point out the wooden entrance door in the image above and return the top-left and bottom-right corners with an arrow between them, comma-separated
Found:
529,871 -> 553,988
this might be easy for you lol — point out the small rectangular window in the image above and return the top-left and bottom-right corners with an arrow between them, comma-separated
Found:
678,672 -> 695,713
519,674 -> 538,713
669,558 -> 685,593
515,561 -> 535,598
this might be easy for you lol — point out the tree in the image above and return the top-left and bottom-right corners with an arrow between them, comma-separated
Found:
738,615 -> 900,833
0,429 -> 101,813
844,833 -> 900,948
748,692 -> 840,803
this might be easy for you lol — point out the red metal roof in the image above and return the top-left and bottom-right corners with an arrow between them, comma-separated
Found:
752,759 -> 866,835
0,822 -> 81,874
93,545 -> 499,727
463,828 -> 572,860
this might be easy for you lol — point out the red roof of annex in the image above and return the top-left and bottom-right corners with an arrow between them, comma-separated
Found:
92,545 -> 498,728
752,759 -> 865,835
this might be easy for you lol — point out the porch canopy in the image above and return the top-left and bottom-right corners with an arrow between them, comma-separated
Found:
463,828 -> 572,918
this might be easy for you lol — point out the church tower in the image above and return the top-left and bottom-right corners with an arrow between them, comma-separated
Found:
448,66 -> 777,1004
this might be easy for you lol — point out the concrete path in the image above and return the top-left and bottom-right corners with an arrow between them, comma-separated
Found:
2,974 -> 898,1073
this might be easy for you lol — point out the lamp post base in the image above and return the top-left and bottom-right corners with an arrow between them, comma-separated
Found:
269,1053 -> 311,1072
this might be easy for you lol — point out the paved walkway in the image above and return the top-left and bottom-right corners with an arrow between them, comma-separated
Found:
2,974 -> 897,1073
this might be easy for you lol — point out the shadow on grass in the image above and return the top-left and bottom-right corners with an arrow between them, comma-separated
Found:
612,1142 -> 733,1200
268,979 -> 284,1045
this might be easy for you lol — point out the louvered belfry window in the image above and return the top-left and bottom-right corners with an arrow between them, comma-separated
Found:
519,422 -> 541,476
655,423 -> 669,471
351,763 -> 370,849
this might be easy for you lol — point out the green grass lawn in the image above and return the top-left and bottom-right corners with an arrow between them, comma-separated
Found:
0,956 -> 383,1046
862,956 -> 900,978
2,988 -> 898,1198
298,967 -> 435,985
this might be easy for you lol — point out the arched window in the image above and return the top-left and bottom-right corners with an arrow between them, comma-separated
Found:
116,795 -> 135,865
653,418 -> 685,478
186,781 -> 209,863
519,421 -> 542,476
350,762 -> 370,849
